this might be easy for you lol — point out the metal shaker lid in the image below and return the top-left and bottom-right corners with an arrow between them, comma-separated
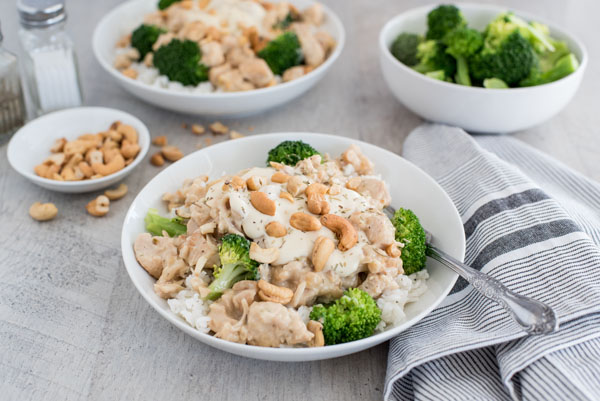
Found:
17,0 -> 66,28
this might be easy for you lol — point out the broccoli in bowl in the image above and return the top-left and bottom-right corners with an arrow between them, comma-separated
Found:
389,4 -> 579,88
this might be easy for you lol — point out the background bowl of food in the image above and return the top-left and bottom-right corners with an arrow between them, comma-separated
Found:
7,107 -> 150,193
92,0 -> 345,117
121,133 -> 465,361
378,3 -> 587,133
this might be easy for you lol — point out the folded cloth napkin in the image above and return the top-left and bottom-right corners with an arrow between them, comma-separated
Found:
385,124 -> 600,401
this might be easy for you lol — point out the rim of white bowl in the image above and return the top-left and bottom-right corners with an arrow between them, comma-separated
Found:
379,2 -> 589,92
7,107 -> 150,188
121,132 -> 465,358
92,0 -> 346,99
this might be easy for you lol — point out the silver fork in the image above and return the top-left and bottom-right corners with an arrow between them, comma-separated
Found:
384,206 -> 558,335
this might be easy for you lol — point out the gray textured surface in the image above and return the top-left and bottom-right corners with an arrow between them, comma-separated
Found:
0,1 -> 598,400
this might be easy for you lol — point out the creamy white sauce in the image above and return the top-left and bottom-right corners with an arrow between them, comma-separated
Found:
179,0 -> 267,35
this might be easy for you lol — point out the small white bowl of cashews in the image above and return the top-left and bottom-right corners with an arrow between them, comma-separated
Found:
7,107 -> 150,193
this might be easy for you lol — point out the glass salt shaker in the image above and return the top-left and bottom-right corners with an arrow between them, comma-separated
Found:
0,21 -> 26,144
18,0 -> 83,117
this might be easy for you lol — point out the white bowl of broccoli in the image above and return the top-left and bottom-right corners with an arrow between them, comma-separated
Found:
378,3 -> 588,133
92,0 -> 345,117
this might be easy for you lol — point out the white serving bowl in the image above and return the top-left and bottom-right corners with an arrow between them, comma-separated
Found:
92,0 -> 345,117
7,107 -> 150,193
379,3 -> 588,133
121,132 -> 465,361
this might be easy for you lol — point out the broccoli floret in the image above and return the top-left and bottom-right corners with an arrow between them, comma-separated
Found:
470,31 -> 536,86
425,70 -> 451,82
413,40 -> 457,78
485,13 -> 554,53
266,140 -> 320,166
144,208 -> 187,237
390,33 -> 423,67
309,288 -> 381,345
443,27 -> 483,86
158,0 -> 181,10
258,32 -> 303,75
391,208 -> 427,276
426,5 -> 466,40
483,77 -> 509,88
131,24 -> 165,60
206,234 -> 259,301
153,39 -> 209,86
537,53 -> 579,84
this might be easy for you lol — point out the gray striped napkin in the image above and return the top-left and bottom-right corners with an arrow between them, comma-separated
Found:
385,124 -> 600,401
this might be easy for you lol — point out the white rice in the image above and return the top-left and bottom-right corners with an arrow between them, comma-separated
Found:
167,276 -> 211,333
375,269 -> 429,332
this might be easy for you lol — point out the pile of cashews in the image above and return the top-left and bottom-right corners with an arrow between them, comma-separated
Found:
34,121 -> 141,181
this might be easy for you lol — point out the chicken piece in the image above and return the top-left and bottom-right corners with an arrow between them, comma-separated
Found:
220,35 -> 239,53
178,21 -> 206,42
271,261 -> 343,306
282,66 -> 305,82
178,232 -> 218,268
154,280 -> 184,298
361,245 -> 403,275
350,211 -> 396,247
226,46 -> 255,68
238,58 -> 274,87
358,273 -> 399,299
314,31 -> 335,55
165,5 -> 193,32
201,41 -> 225,67
133,233 -> 178,279
302,3 -> 324,25
262,2 -> 292,31
291,23 -> 325,67
246,301 -> 314,347
152,32 -> 176,51
189,203 -> 212,232
208,281 -> 258,343
356,177 -> 391,208
143,11 -> 166,28
216,69 -> 255,92
340,144 -> 374,175
209,62 -> 232,86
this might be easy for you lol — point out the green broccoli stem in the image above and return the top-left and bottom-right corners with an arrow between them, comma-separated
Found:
425,70 -> 446,81
506,14 -> 555,52
454,56 -> 471,86
540,53 -> 579,84
206,263 -> 247,300
484,78 -> 509,88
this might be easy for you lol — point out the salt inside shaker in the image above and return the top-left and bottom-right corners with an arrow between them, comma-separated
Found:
0,21 -> 26,144
18,0 -> 82,116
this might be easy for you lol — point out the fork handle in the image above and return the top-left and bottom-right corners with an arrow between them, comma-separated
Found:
426,245 -> 558,334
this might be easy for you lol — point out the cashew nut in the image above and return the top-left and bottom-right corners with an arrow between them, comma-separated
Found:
250,191 -> 276,216
88,150 -> 104,165
44,152 -> 66,166
290,212 -> 321,232
116,123 -> 138,143
60,166 -> 76,181
150,152 -> 165,166
223,176 -> 246,190
161,145 -> 184,161
257,279 -> 293,304
265,221 -> 286,237
152,135 -> 168,146
328,184 -> 342,195
386,243 -> 401,258
279,191 -> 294,203
86,195 -> 110,217
286,175 -> 307,196
271,172 -> 290,183
191,124 -> 205,135
120,139 -> 140,159
346,177 -> 361,191
246,176 -> 266,191
50,137 -> 67,153
29,202 -> 58,221
64,139 -> 93,156
34,164 -> 49,177
64,153 -> 83,170
104,183 -> 128,200
306,183 -> 330,215
249,242 -> 280,264
92,153 -> 125,176
320,214 -> 358,251
311,236 -> 335,272
307,320 -> 325,347
105,129 -> 123,142
78,161 -> 94,178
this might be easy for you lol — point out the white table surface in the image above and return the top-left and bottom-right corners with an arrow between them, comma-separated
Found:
1,0 -> 598,400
